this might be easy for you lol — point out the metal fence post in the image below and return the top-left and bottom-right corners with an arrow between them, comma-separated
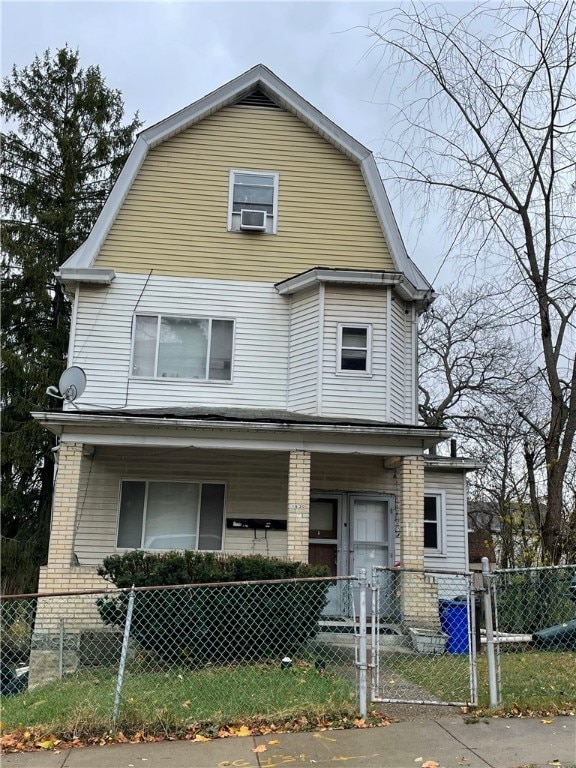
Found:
113,586 -> 136,724
370,567 -> 379,702
58,617 -> 64,679
357,568 -> 368,718
482,557 -> 499,709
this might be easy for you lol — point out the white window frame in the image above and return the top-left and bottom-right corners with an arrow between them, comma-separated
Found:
336,323 -> 373,376
228,169 -> 279,234
115,479 -> 226,552
130,314 -> 235,383
424,490 -> 446,556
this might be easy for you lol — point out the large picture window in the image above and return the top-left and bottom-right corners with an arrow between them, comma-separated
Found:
117,480 -> 225,551
131,315 -> 233,381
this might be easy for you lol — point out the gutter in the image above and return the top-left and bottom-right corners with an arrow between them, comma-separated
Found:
32,411 -> 451,444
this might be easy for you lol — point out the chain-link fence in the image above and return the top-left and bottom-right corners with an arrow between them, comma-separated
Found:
4,565 -> 574,727
370,567 -> 477,707
1,577 -> 362,729
492,564 -> 576,705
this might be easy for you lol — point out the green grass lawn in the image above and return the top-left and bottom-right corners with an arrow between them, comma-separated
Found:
384,650 -> 576,714
1,662 -> 357,740
2,650 -> 574,743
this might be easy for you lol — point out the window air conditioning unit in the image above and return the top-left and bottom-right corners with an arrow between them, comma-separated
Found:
240,209 -> 267,231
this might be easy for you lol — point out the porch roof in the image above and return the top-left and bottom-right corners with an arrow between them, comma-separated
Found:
32,407 -> 452,455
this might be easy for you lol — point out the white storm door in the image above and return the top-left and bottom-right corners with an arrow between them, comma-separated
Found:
350,496 -> 392,574
350,496 -> 394,617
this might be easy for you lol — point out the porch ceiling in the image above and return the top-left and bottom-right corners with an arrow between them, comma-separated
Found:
32,408 -> 451,455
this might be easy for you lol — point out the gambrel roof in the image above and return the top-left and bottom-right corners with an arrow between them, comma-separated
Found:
59,64 -> 432,297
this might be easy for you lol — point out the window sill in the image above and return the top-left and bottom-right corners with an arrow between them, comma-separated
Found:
334,371 -> 373,378
424,552 -> 447,559
115,547 -> 224,554
227,227 -> 277,235
130,377 -> 233,385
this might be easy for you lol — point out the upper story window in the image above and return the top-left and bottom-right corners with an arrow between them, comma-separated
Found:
228,169 -> 279,234
132,315 -> 234,381
116,480 -> 225,551
337,324 -> 372,375
424,492 -> 446,555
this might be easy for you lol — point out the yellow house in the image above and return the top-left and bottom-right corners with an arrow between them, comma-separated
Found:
34,66 -> 477,623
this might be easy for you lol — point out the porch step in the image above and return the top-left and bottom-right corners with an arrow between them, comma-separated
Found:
317,619 -> 409,647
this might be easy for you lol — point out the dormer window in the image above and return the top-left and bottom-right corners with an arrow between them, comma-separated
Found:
337,324 -> 372,375
228,170 -> 279,234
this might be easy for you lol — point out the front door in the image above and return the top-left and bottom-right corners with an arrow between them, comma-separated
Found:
308,497 -> 341,615
308,493 -> 395,617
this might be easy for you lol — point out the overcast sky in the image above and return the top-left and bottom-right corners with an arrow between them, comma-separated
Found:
2,1 -> 474,285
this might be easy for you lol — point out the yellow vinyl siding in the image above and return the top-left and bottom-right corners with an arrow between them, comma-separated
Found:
95,107 -> 394,281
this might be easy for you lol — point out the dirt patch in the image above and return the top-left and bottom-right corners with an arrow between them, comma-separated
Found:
375,702 -> 464,722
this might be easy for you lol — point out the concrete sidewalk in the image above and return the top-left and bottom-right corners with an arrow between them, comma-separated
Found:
2,716 -> 575,768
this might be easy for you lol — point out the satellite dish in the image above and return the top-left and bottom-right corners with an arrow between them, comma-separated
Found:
58,366 -> 87,402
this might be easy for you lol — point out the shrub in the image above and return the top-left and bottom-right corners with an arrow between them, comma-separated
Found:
96,552 -> 330,664
496,569 -> 575,634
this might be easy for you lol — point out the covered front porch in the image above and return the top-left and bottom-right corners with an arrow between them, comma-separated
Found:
34,409 -> 449,626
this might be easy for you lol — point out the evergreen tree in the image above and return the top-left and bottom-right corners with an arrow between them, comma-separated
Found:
1,46 -> 141,589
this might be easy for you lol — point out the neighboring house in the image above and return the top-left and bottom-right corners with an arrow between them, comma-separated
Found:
33,65 -> 478,624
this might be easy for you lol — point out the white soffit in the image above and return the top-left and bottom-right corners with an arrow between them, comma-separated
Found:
61,64 -> 432,293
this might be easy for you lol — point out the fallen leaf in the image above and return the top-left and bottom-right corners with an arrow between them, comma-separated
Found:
192,734 -> 211,742
268,739 -> 280,745
230,725 -> 251,737
541,719 -> 553,724
182,700 -> 191,709
548,761 -> 562,766
35,740 -> 54,750
422,762 -> 440,768
252,745 -> 267,753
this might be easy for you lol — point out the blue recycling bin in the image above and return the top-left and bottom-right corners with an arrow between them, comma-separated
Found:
439,599 -> 469,654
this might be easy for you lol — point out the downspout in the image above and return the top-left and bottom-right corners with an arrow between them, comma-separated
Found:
411,303 -> 418,424
385,287 -> 392,421
286,293 -> 293,409
317,283 -> 325,416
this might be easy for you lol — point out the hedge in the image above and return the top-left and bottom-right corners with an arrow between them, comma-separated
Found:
96,551 -> 331,664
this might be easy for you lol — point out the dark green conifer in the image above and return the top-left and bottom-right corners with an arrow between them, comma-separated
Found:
1,46 -> 141,592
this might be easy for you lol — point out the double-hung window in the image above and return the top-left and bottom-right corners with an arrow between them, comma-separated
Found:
337,324 -> 372,374
116,480 -> 225,551
132,315 -> 234,381
424,492 -> 445,555
228,170 -> 279,234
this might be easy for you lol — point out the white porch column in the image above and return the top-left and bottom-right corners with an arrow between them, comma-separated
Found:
286,450 -> 311,562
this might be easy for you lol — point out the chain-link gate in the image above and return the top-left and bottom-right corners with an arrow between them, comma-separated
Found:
369,566 -> 478,707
